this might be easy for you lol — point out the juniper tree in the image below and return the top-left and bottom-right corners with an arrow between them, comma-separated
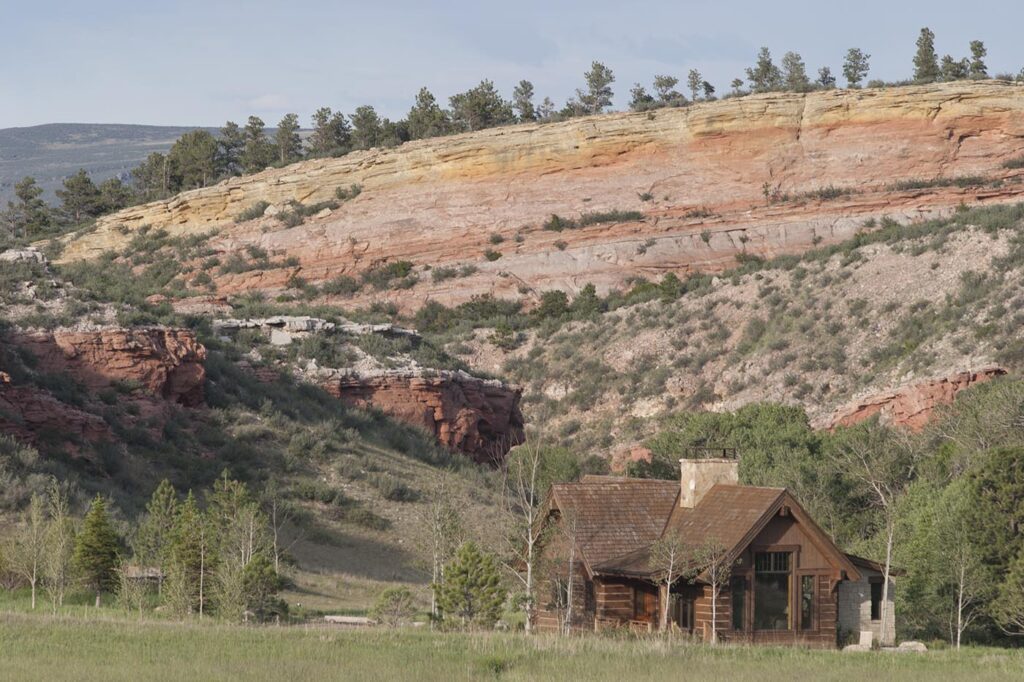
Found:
512,80 -> 537,121
56,169 -> 102,224
781,52 -> 810,92
434,541 -> 507,629
913,27 -> 940,82
73,495 -> 120,608
274,114 -> 302,165
407,88 -> 451,139
746,47 -> 782,93
842,48 -> 871,88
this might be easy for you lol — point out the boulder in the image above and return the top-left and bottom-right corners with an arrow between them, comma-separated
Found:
896,641 -> 928,653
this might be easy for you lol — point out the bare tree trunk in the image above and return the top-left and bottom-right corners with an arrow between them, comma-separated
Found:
95,589 -> 101,608
880,520 -> 894,646
199,529 -> 206,619
956,563 -> 965,650
710,584 -> 718,645
30,576 -> 36,610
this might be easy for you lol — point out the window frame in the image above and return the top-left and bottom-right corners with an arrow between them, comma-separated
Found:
752,548 -> 798,632
799,574 -> 816,631
870,578 -> 883,622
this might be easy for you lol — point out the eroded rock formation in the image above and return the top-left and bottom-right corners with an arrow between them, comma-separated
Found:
320,370 -> 524,464
13,328 -> 207,406
55,82 -> 1024,311
0,371 -> 110,452
824,366 -> 1007,431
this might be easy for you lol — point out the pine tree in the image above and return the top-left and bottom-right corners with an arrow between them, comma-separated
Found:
241,116 -> 274,173
167,490 -> 208,616
781,52 -> 811,92
72,495 -> 120,607
274,114 -> 302,165
817,66 -> 836,90
730,78 -> 745,95
746,47 -> 783,93
218,121 -> 246,176
168,130 -> 219,189
1,176 -> 52,239
628,84 -> 655,112
842,48 -> 871,88
307,108 -> 351,157
687,69 -> 703,101
433,541 -> 507,628
449,80 -> 515,132
97,177 -> 134,214
130,152 -> 173,202
350,105 -> 383,150
56,169 -> 102,224
940,55 -> 969,81
653,75 -> 683,106
512,80 -> 536,121
913,27 -> 940,82
969,40 -> 988,79
575,61 -> 615,115
133,479 -> 178,592
407,88 -> 451,139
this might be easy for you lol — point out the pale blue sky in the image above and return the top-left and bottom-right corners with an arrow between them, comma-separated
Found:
2,0 -> 1023,129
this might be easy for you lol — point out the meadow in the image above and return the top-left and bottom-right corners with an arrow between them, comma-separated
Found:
0,607 -> 1022,681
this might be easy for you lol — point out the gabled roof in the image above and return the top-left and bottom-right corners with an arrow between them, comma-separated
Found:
550,480 -> 861,583
546,476 -> 679,574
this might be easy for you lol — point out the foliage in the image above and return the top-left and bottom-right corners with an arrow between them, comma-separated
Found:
72,495 -> 120,605
369,586 -> 417,626
433,541 -> 507,629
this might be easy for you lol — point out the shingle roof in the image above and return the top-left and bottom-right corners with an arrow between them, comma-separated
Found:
591,484 -> 785,577
549,476 -> 679,570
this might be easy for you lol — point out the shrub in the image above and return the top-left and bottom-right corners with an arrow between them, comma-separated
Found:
322,275 -> 360,296
235,201 -> 270,223
369,586 -> 416,626
335,184 -> 363,201
488,233 -> 504,245
483,249 -> 502,261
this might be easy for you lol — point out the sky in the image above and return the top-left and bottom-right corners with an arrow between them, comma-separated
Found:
2,0 -> 1023,129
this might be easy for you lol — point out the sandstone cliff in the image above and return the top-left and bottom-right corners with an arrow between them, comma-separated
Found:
56,82 -> 1024,310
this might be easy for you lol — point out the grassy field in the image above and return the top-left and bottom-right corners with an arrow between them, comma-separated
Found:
1,610 -> 1022,681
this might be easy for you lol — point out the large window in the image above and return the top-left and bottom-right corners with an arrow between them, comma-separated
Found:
731,576 -> 746,630
754,551 -> 791,630
800,575 -> 815,630
672,595 -> 694,631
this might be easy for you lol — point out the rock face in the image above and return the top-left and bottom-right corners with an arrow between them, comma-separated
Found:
0,372 -> 110,451
55,82 -> 1024,310
13,328 -> 207,406
825,367 -> 1006,431
320,370 -> 524,464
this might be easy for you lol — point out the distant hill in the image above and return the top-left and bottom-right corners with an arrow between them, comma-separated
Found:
0,123 -> 219,203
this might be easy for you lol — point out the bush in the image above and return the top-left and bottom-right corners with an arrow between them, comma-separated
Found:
369,586 -> 416,626
483,249 -> 502,261
235,201 -> 270,223
322,275 -> 360,296
335,184 -> 363,201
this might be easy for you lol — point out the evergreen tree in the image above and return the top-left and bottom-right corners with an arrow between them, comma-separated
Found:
746,47 -> 783,93
72,495 -> 119,607
817,66 -> 836,89
168,130 -> 219,189
274,113 -> 302,165
940,55 -> 970,81
628,83 -> 655,111
131,152 -> 173,202
433,541 -> 507,628
913,27 -> 940,82
218,121 -> 246,177
842,48 -> 871,88
350,105 -> 384,150
97,177 -> 134,213
536,97 -> 556,121
781,52 -> 811,91
687,69 -> 703,101
1,176 -> 52,239
449,80 -> 515,132
653,75 -> 684,106
56,169 -> 102,224
241,116 -> 274,173
512,80 -> 536,121
133,479 -> 178,591
406,88 -> 451,139
701,80 -> 716,100
969,40 -> 988,79
307,108 -> 351,157
730,78 -> 745,95
167,490 -> 208,616
574,61 -> 615,115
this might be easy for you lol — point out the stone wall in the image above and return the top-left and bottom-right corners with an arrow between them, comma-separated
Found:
838,569 -> 896,645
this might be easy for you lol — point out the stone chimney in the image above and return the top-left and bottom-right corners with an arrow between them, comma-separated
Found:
679,458 -> 739,508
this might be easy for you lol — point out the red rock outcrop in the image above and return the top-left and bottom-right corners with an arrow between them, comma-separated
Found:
321,370 -> 524,463
0,372 -> 110,453
55,82 -> 1024,312
825,366 -> 1007,431
14,328 -> 207,406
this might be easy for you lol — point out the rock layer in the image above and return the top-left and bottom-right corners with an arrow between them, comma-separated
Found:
320,370 -> 524,463
0,372 -> 110,451
14,328 -> 207,406
55,82 -> 1024,310
824,367 -> 1007,431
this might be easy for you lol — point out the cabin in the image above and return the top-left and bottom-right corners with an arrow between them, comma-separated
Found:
532,456 -> 895,648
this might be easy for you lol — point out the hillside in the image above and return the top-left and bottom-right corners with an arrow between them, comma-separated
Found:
0,123 -> 221,203
54,81 -> 1024,312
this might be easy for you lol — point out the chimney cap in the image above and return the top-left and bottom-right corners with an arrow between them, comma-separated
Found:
683,446 -> 738,460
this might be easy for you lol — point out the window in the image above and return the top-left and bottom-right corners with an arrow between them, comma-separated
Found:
633,587 -> 645,619
584,580 -> 596,614
672,595 -> 694,631
754,551 -> 791,630
870,580 -> 883,621
800,575 -> 815,630
731,576 -> 746,630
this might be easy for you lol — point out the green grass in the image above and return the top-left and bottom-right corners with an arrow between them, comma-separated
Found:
0,609 -> 1022,681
